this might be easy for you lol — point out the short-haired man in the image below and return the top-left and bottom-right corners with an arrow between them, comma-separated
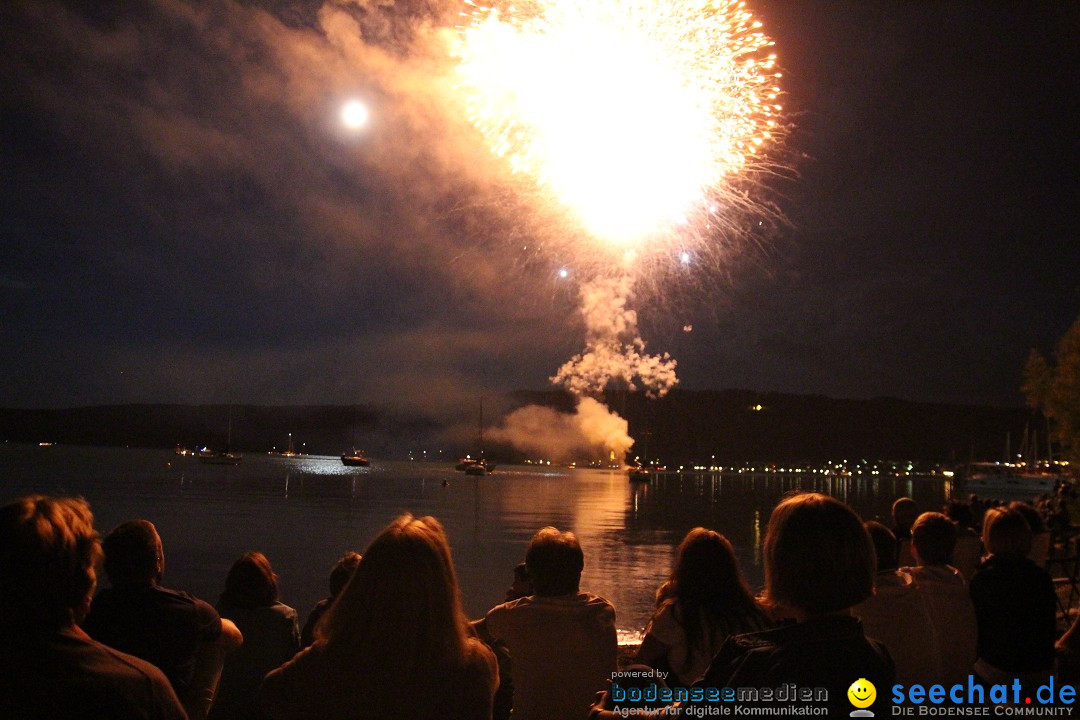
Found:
856,511 -> 978,686
82,519 -> 242,720
300,551 -> 362,647
0,495 -> 187,719
482,526 -> 617,720
892,496 -> 919,566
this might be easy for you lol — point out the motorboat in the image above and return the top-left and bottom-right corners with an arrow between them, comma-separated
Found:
341,451 -> 370,467
458,457 -> 495,475
197,448 -> 242,465
456,455 -> 495,474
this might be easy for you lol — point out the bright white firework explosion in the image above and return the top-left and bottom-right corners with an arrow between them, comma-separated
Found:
456,0 -> 782,459
456,0 -> 782,261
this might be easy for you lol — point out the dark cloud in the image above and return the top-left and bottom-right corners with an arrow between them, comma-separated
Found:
1,0 -> 1078,417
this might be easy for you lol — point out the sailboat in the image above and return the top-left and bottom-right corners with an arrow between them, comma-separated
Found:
272,433 -> 301,458
963,428 -> 1056,499
198,407 -> 243,465
456,399 -> 495,475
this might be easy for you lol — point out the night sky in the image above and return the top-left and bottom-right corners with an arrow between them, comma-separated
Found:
2,0 -> 1078,421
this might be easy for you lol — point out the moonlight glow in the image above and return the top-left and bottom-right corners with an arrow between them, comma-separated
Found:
456,0 -> 782,251
341,100 -> 370,129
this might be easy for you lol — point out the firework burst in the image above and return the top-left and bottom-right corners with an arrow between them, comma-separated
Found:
455,0 -> 782,273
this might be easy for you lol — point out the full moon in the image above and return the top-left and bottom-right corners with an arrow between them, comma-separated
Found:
341,100 -> 369,129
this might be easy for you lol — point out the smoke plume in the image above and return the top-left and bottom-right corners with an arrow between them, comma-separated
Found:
489,397 -> 633,464
551,275 -> 678,398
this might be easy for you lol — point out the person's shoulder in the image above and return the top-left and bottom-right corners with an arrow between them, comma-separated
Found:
729,624 -> 786,653
154,586 -> 222,638
77,629 -> 181,691
570,592 -> 616,620
701,626 -> 787,688
262,644 -> 321,684
151,585 -> 215,613
648,599 -> 678,630
908,564 -> 967,587
464,636 -> 499,677
271,601 -> 299,621
257,645 -> 321,712
25,629 -> 186,719
580,591 -> 616,609
242,601 -> 299,622
487,594 -> 533,618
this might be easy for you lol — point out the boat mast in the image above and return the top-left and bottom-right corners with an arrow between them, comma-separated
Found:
478,398 -> 485,460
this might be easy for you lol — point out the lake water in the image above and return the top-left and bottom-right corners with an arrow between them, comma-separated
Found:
0,443 -> 954,642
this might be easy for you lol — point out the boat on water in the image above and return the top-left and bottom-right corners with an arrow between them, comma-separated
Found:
198,407 -> 242,465
456,399 -> 495,475
341,451 -> 370,467
627,463 -> 664,482
962,462 -> 1058,499
457,457 -> 495,475
272,433 -> 302,458
174,446 -> 195,456
197,448 -> 243,465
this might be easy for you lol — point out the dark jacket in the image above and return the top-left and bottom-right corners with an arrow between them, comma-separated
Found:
970,553 -> 1056,674
697,615 -> 894,717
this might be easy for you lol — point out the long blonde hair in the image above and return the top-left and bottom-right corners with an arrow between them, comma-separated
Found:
317,514 -> 471,672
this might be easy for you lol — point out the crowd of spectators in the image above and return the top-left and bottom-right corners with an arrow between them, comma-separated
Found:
1,485 -> 1076,719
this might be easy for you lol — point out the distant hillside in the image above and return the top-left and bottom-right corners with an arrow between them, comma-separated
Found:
0,391 -> 1041,465
0,404 -> 439,458
508,389 -> 1038,466
646,390 -> 1036,465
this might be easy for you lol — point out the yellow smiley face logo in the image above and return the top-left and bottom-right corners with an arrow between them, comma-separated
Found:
847,678 -> 876,709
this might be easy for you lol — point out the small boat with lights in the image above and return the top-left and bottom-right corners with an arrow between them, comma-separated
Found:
628,462 -> 666,482
199,408 -> 242,465
456,399 -> 496,475
271,434 -> 302,458
341,451 -> 370,467
197,448 -> 242,465
456,456 -> 495,475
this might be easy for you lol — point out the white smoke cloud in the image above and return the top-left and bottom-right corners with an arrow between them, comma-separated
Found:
551,275 -> 678,398
488,397 -> 633,464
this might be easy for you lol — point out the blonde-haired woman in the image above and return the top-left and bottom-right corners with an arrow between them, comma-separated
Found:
257,514 -> 497,720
